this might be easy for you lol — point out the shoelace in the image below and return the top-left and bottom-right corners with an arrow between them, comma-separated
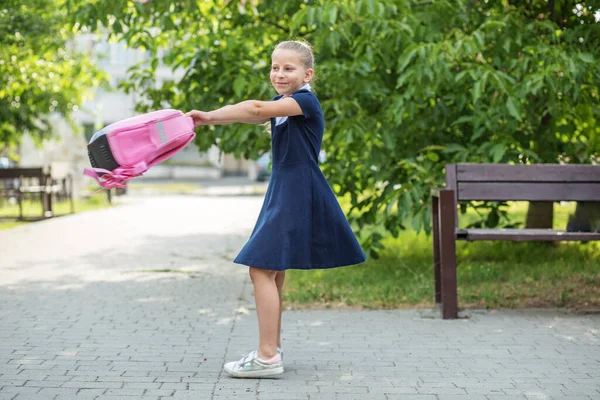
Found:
236,351 -> 257,367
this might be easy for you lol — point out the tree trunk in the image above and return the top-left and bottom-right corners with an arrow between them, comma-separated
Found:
567,202 -> 600,232
525,201 -> 554,229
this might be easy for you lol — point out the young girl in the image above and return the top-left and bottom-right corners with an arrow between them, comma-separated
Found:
186,40 -> 366,378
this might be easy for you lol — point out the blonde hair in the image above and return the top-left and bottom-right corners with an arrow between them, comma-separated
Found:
273,40 -> 315,71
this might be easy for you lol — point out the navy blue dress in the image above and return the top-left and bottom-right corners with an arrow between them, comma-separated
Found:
234,89 -> 366,271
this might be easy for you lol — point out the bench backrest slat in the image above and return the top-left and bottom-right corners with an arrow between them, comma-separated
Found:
457,164 -> 600,182
0,168 -> 45,179
449,164 -> 600,202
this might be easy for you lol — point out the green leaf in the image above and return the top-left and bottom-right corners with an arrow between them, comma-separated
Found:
396,70 -> 414,88
471,126 -> 486,142
307,7 -> 316,26
502,38 -> 511,54
419,145 -> 445,152
399,192 -> 413,212
455,70 -> 469,83
442,144 -> 466,153
473,79 -> 482,103
397,47 -> 417,73
233,75 -> 245,98
479,20 -> 506,31
485,210 -> 500,228
490,143 -> 506,163
366,0 -> 375,14
329,5 -> 337,24
473,31 -> 485,49
427,152 -> 439,162
578,53 -> 594,64
452,116 -> 475,126
113,20 -> 122,34
506,97 -> 522,121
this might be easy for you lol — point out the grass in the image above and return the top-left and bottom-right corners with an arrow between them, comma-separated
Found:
0,193 -> 113,230
283,202 -> 600,311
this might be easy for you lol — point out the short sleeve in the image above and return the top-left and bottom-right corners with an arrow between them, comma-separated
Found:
290,91 -> 318,120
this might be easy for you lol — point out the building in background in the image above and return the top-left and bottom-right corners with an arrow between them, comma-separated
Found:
19,33 -> 255,197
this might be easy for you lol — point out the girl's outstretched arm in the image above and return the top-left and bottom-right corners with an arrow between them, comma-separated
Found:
186,98 -> 303,127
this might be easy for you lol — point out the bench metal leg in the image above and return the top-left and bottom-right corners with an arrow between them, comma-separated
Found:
432,195 -> 441,304
42,191 -> 53,218
439,190 -> 458,319
17,190 -> 23,220
68,176 -> 74,214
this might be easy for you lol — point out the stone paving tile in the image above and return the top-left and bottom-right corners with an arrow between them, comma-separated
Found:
1,196 -> 599,400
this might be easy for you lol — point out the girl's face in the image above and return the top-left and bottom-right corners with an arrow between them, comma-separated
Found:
270,49 -> 313,97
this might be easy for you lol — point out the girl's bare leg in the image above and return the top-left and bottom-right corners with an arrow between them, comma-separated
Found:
249,267 -> 280,360
275,271 -> 286,349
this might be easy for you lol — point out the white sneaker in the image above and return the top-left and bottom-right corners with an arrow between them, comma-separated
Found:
223,350 -> 284,378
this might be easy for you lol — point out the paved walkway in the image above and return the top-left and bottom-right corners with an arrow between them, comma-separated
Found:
0,195 -> 599,400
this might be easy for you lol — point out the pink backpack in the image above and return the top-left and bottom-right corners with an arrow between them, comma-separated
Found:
84,109 -> 195,189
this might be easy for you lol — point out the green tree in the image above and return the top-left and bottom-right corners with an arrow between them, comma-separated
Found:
0,0 -> 105,153
66,0 -> 600,253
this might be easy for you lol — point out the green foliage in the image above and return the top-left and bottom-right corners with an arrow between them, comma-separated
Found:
66,0 -> 600,254
0,0 -> 106,149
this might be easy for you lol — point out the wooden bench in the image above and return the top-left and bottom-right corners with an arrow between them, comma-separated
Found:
0,166 -> 73,219
431,163 -> 600,319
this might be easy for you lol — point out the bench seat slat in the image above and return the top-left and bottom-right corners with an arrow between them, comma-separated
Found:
457,164 -> 600,182
456,228 -> 600,242
458,182 -> 600,201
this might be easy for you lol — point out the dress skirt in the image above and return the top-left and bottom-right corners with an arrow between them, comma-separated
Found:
233,159 -> 366,270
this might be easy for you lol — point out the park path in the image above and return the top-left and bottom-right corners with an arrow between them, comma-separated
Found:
0,194 -> 599,400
